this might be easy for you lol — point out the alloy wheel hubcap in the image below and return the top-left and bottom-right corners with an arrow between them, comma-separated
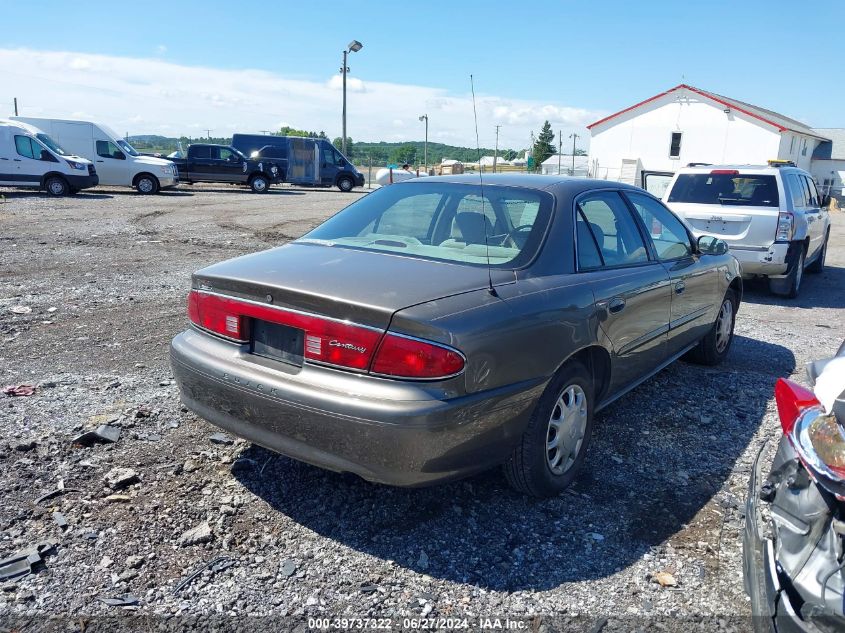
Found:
255,180 -> 266,191
139,179 -> 153,193
546,384 -> 588,475
715,299 -> 733,353
49,181 -> 64,194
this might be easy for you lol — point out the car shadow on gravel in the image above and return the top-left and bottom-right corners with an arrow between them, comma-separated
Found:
0,191 -> 114,199
161,187 -> 307,196
102,189 -> 195,197
740,265 -> 845,310
233,335 -> 793,591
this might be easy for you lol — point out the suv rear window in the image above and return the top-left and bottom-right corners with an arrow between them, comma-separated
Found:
667,173 -> 779,207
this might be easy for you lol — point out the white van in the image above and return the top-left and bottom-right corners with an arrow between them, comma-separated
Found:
13,117 -> 177,194
0,119 -> 97,196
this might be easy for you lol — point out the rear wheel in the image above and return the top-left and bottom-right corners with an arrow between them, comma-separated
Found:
337,176 -> 354,192
135,174 -> 160,195
687,288 -> 737,366
44,176 -> 69,196
769,247 -> 804,298
806,231 -> 829,274
504,361 -> 593,497
250,174 -> 269,193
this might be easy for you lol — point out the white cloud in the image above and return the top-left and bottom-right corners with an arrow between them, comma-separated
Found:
0,48 -> 604,150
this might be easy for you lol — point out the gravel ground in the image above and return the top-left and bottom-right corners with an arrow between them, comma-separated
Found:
1,183 -> 843,632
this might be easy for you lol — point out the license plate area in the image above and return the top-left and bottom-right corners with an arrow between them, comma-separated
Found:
250,319 -> 304,367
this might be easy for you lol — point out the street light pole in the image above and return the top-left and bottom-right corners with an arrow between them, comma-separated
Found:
493,125 -> 501,174
341,40 -> 363,156
558,130 -> 562,175
419,114 -> 428,170
569,133 -> 580,176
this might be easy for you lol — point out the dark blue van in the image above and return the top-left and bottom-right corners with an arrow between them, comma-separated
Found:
231,134 -> 364,192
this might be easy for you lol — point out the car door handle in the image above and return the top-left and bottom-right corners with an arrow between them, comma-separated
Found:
96,160 -> 104,162
13,159 -> 21,162
608,297 -> 626,314
675,280 -> 686,294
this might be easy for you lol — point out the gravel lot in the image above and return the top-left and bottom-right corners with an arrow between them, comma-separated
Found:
1,183 -> 843,631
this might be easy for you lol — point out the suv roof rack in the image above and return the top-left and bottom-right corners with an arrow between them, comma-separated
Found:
767,159 -> 796,167
687,162 -> 712,167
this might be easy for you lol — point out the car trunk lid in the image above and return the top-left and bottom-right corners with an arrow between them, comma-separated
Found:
668,202 -> 780,248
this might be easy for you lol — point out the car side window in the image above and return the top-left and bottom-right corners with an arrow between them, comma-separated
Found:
218,148 -> 236,161
802,175 -> 818,207
625,192 -> 693,260
786,173 -> 805,208
14,135 -> 36,159
96,140 -> 123,159
191,146 -> 211,159
576,191 -> 649,268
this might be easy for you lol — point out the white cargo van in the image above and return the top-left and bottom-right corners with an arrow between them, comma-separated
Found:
13,117 -> 177,194
0,119 -> 97,196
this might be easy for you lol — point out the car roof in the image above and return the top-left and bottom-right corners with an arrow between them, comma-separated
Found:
401,173 -> 647,194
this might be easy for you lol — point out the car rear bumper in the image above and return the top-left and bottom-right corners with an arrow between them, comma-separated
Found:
731,243 -> 791,276
170,329 -> 542,486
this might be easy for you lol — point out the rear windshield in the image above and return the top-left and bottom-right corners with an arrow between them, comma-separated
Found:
667,173 -> 779,207
299,182 -> 553,268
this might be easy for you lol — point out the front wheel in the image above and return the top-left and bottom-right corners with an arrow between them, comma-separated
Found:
503,361 -> 594,497
135,174 -> 160,195
250,175 -> 269,193
687,289 -> 737,366
337,176 -> 354,192
44,176 -> 69,196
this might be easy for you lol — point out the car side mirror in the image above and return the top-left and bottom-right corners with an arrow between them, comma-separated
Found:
697,235 -> 728,256
40,150 -> 57,162
113,151 -> 125,160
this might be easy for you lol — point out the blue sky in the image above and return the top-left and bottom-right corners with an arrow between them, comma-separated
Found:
2,0 -> 843,148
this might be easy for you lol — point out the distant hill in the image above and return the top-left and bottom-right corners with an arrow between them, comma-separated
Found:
125,135 -> 521,165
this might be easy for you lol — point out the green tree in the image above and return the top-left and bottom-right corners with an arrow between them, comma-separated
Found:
389,143 -> 417,165
332,137 -> 354,158
532,121 -> 555,170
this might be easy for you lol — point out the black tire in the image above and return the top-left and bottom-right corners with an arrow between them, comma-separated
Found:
250,174 -> 269,193
806,230 -> 829,274
503,361 -> 594,497
44,175 -> 69,197
135,173 -> 160,195
769,246 -> 804,298
687,288 -> 737,366
337,176 -> 354,192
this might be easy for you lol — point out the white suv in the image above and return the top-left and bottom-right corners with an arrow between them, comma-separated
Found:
663,162 -> 831,298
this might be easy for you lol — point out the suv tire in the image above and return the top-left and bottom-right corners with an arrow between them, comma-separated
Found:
769,246 -> 804,298
337,176 -> 354,192
250,174 -> 269,193
44,175 -> 70,197
806,231 -> 829,274
135,174 -> 160,195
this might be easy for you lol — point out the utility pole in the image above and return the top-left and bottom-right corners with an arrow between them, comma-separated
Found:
260,130 -> 271,135
205,129 -> 212,140
419,114 -> 428,171
558,130 -> 562,175
13,98 -> 18,116
569,133 -> 580,176
493,125 -> 501,174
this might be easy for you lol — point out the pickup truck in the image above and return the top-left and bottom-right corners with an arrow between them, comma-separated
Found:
169,144 -> 285,193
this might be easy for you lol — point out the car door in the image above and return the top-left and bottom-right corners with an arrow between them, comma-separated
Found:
800,174 -> 825,260
212,147 -> 245,183
188,145 -> 212,180
320,146 -> 342,186
624,191 -> 718,354
94,139 -> 128,186
11,135 -> 50,188
575,190 -> 672,394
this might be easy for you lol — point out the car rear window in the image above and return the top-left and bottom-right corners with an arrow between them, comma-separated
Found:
298,182 -> 553,268
667,173 -> 779,207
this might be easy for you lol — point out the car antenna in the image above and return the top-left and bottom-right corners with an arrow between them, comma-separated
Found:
470,74 -> 497,297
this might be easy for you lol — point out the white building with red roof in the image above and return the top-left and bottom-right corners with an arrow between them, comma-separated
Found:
587,84 -> 832,193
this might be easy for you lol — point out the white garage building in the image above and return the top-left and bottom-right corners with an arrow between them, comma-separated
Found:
587,84 -> 831,195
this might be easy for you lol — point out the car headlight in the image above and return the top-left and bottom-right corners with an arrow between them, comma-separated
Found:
160,166 -> 173,175
65,160 -> 87,171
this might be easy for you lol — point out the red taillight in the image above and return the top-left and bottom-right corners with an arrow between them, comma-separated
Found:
187,290 -> 465,379
710,169 -> 739,175
775,378 -> 820,435
371,333 -> 465,379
